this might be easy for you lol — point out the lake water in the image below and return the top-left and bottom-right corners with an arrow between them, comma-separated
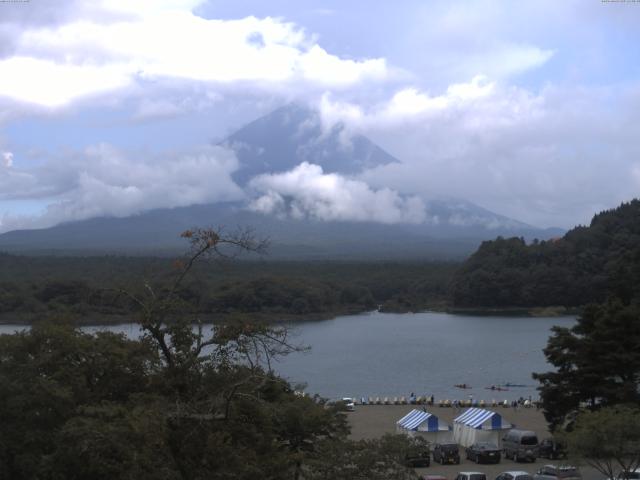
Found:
0,311 -> 574,401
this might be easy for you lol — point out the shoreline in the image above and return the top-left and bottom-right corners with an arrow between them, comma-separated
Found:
0,305 -> 579,327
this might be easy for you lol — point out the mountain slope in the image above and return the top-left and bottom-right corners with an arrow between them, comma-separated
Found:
221,104 -> 398,185
0,200 -> 562,259
0,202 -> 477,258
0,105 -> 563,258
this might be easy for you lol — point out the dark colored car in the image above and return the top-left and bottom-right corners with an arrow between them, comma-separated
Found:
613,469 -> 640,480
533,465 -> 582,480
405,440 -> 431,468
538,439 -> 567,460
433,443 -> 461,464
406,450 -> 431,468
614,470 -> 640,480
466,442 -> 502,464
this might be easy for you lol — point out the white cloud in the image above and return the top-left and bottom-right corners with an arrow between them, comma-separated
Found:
0,2 -> 389,108
0,144 -> 244,232
248,162 -> 426,224
319,76 -> 498,129
133,98 -> 185,120
0,57 -> 131,108
2,152 -> 13,168
316,78 -> 640,228
483,43 -> 554,78
399,1 -> 558,84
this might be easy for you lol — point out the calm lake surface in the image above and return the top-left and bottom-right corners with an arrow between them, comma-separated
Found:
0,311 -> 575,401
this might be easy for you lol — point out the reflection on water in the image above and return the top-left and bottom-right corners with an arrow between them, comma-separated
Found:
0,311 -> 574,401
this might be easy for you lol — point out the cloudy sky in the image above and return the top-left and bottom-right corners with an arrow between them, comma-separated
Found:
1,0 -> 639,233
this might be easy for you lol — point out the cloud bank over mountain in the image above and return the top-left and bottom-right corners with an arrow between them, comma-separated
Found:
0,0 -> 639,232
249,162 -> 426,224
0,145 -> 242,232
317,79 -> 640,228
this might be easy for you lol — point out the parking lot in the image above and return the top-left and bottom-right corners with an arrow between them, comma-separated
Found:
347,404 -> 601,480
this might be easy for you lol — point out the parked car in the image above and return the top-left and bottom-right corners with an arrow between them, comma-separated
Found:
421,476 -> 447,480
503,429 -> 539,462
341,397 -> 355,411
455,472 -> 487,480
538,439 -> 567,460
533,465 -> 582,480
433,443 -> 461,464
405,439 -> 431,468
496,471 -> 534,480
466,442 -> 502,464
609,469 -> 640,480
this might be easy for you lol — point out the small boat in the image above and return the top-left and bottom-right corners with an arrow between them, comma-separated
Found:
485,386 -> 509,391
454,383 -> 472,389
499,382 -> 528,387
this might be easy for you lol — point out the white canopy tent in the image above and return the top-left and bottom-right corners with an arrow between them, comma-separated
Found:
396,409 -> 453,443
453,408 -> 513,447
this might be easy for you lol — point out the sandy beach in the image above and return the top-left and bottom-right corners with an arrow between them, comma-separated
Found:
347,404 -> 601,480
349,403 -> 549,441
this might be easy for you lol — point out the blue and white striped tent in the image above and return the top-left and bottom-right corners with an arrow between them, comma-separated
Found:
453,408 -> 513,447
396,409 -> 452,442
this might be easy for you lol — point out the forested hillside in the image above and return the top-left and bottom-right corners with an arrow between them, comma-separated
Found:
0,254 -> 456,324
450,200 -> 640,308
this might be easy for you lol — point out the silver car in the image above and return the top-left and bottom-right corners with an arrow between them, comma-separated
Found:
496,471 -> 534,480
533,465 -> 582,480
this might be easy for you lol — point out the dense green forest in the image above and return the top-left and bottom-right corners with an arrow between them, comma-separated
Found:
450,200 -> 640,308
0,229 -> 422,479
0,253 -> 456,324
